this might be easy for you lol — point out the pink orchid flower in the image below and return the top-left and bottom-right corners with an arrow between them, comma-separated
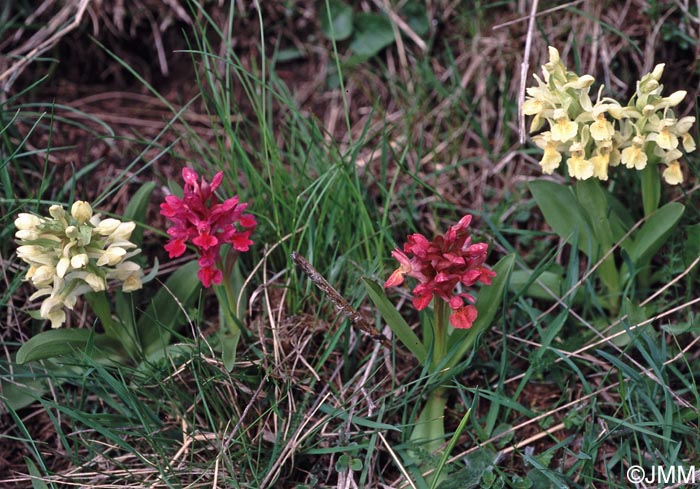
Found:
385,215 -> 495,329
160,168 -> 256,287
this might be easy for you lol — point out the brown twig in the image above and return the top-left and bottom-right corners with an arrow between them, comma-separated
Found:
518,0 -> 539,144
290,252 -> 391,348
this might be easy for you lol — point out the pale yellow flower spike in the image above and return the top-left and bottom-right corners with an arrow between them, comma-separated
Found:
526,46 -> 695,184
14,202 -> 144,328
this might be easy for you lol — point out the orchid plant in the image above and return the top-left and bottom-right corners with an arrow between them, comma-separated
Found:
160,167 -> 256,369
523,47 -> 696,318
13,196 -> 160,364
365,215 -> 513,485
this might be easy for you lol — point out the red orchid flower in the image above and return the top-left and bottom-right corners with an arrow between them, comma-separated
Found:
385,215 -> 495,329
160,168 -> 256,287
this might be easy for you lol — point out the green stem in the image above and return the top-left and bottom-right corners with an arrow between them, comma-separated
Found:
639,165 -> 661,290
431,299 -> 449,373
215,256 -> 244,371
86,291 -> 132,353
409,298 -> 451,485
216,256 -> 242,338
599,254 -> 621,316
411,387 -> 448,486
641,163 -> 660,218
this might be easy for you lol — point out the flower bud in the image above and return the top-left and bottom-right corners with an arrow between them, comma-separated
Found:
94,218 -> 121,235
683,132 -> 696,152
663,148 -> 683,163
84,272 -> 106,292
663,90 -> 688,107
40,296 -> 66,329
15,213 -> 41,230
17,245 -> 42,260
71,201 -> 93,224
122,274 -> 143,292
97,246 -> 127,266
663,161 -> 683,185
31,265 -> 55,287
15,229 -> 40,241
56,257 -> 70,278
651,63 -> 665,81
65,226 -> 79,239
49,205 -> 66,220
71,253 -> 89,269
111,222 -> 136,241
566,74 -> 595,90
47,309 -> 67,329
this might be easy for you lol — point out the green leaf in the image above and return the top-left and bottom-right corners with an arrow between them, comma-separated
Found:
350,13 -> 395,57
662,320 -> 700,335
610,298 -> 649,347
320,0 -> 354,41
574,179 -> 621,302
430,408 -> 471,489
0,360 -> 79,412
24,457 -> 50,489
401,0 -> 429,37
445,254 -> 515,370
508,475 -> 533,489
138,261 -> 201,356
684,223 -> 700,267
641,164 -> 661,218
222,330 -> 240,372
492,423 -> 515,448
625,202 -> 684,267
336,454 -> 351,473
137,343 -> 196,374
606,192 -> 634,238
122,181 -> 156,244
275,48 -> 305,62
575,179 -> 614,248
362,277 -> 427,365
509,269 -> 575,303
437,448 -> 499,489
16,329 -> 112,364
86,291 -> 132,351
529,180 -> 594,256
531,310 -> 568,362
319,403 -> 401,431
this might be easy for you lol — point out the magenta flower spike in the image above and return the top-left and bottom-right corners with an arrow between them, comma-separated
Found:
385,215 -> 495,329
160,168 -> 256,287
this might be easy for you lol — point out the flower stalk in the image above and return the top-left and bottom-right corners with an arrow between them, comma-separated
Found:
410,297 -> 451,486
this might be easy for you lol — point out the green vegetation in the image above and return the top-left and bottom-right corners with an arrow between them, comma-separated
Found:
1,1 -> 700,487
